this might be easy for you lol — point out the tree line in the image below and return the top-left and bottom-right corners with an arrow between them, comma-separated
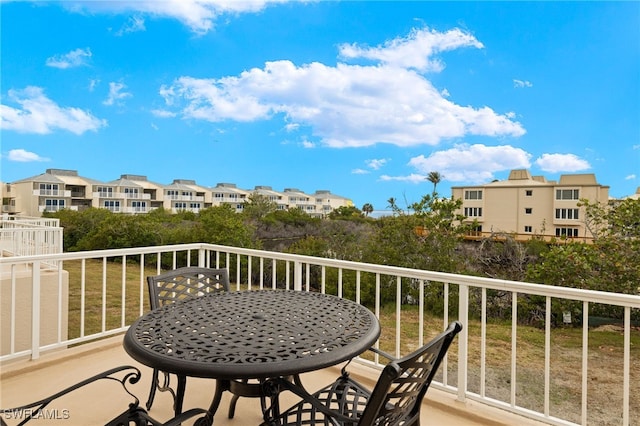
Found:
46,193 -> 640,324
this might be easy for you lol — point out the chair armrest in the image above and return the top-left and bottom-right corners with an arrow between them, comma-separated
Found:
367,346 -> 396,361
1,366 -> 142,425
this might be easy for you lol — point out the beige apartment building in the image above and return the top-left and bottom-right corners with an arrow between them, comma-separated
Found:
452,169 -> 610,242
1,168 -> 353,218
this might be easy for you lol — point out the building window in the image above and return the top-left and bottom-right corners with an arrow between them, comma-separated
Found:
556,189 -> 579,200
555,208 -> 579,220
525,208 -> 532,214
103,200 -> 120,211
44,199 -> 65,210
464,190 -> 483,200
556,227 -> 579,237
525,190 -> 533,196
524,226 -> 533,233
39,183 -> 60,195
175,202 -> 187,210
464,207 -> 482,217
97,187 -> 113,197
190,203 -> 201,209
131,201 -> 146,211
125,187 -> 139,198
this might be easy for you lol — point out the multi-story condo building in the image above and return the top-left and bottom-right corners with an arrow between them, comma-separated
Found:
283,188 -> 316,215
211,183 -> 249,213
163,179 -> 212,214
452,169 -> 610,242
313,190 -> 354,216
2,169 -> 353,218
10,169 -> 97,214
251,186 -> 288,211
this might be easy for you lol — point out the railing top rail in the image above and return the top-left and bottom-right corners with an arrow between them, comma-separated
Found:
1,242 -> 638,308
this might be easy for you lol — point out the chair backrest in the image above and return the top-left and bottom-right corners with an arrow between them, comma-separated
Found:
147,267 -> 230,310
358,321 -> 463,426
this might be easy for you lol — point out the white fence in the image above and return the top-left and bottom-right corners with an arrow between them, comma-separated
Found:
0,243 -> 638,426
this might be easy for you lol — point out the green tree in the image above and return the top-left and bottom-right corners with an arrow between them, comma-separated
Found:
328,205 -> 363,220
426,171 -> 443,195
47,208 -> 113,251
526,198 -> 640,321
75,213 -> 161,250
242,193 -> 278,219
361,203 -> 374,217
196,205 -> 257,248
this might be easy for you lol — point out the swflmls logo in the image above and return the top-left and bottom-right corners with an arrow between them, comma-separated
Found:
3,408 -> 70,420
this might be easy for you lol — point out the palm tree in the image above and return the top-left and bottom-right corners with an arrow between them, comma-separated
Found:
426,171 -> 443,195
387,197 -> 397,210
361,203 -> 374,217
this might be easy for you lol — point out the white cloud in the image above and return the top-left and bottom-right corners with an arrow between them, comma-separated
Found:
380,173 -> 426,183
151,109 -> 177,118
626,174 -> 637,180
46,48 -> 92,69
160,26 -> 524,149
366,159 -> 388,170
338,27 -> 484,72
513,79 -> 533,88
535,153 -> 590,173
88,79 -> 100,92
352,168 -> 369,175
7,149 -> 50,162
285,123 -> 300,132
103,82 -> 133,106
0,86 -> 107,135
116,15 -> 146,35
403,144 -> 531,183
301,139 -> 315,148
62,0 -> 282,35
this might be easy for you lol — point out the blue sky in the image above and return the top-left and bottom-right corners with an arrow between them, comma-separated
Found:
1,1 -> 639,212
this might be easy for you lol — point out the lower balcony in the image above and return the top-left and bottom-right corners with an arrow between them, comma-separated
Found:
1,242 -> 638,425
1,335 -> 546,426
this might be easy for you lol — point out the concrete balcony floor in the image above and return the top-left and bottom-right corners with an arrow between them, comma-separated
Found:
1,337 -> 547,426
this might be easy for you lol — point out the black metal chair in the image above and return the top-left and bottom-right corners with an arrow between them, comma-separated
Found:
145,267 -> 231,415
0,365 -> 208,426
261,321 -> 463,426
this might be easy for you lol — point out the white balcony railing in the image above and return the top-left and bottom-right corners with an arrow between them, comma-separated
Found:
0,218 -> 62,261
32,189 -> 71,197
165,195 -> 205,202
93,192 -> 153,201
38,205 -> 78,213
0,243 -> 637,426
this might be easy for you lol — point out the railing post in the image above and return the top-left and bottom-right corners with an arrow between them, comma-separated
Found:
31,260 -> 41,360
457,283 -> 469,401
198,248 -> 206,267
294,261 -> 303,291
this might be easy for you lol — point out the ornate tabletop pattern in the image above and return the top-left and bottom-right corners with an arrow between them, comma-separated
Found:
124,290 -> 380,380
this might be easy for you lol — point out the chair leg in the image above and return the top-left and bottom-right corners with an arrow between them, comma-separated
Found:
146,368 -> 160,410
228,392 -> 241,419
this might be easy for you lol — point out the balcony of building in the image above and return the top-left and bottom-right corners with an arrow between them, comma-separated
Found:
1,242 -> 638,425
1,335 -> 548,426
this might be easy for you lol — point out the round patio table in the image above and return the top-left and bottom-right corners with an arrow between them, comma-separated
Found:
123,289 -> 380,425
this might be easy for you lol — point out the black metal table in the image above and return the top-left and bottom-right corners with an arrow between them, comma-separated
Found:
123,289 -> 380,425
